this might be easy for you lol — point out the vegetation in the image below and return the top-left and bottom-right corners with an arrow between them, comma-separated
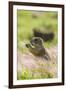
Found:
17,66 -> 53,80
17,10 -> 58,80
17,10 -> 58,51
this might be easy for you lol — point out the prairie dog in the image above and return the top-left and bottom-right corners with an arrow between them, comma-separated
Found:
26,37 -> 50,60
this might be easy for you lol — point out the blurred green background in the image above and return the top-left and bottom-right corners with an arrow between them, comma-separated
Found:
17,10 -> 58,52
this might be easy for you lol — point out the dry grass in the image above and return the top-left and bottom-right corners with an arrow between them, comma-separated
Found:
17,46 -> 58,80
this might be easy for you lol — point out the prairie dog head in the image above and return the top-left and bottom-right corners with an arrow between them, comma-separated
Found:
30,37 -> 44,48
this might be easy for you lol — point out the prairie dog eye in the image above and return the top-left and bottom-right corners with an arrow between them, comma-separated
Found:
34,39 -> 38,43
31,37 -> 43,46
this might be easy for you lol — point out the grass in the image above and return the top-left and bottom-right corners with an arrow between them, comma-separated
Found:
17,66 -> 53,80
17,10 -> 58,50
17,10 -> 58,80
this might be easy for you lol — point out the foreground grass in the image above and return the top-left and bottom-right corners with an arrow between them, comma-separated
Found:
17,48 -> 57,80
17,66 -> 53,80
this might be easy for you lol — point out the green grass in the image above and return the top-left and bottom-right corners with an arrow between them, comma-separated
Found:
17,10 -> 58,51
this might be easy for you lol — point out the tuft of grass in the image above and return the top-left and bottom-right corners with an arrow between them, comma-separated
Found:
17,66 -> 33,80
